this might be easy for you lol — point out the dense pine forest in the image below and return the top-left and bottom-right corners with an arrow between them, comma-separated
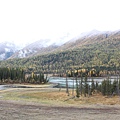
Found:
0,67 -> 48,84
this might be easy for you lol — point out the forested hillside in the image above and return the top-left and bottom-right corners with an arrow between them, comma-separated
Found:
0,30 -> 120,76
55,30 -> 120,51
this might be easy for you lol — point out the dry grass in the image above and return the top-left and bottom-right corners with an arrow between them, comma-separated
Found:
1,87 -> 120,106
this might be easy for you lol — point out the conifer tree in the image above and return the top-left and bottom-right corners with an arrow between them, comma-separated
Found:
101,80 -> 106,96
76,75 -> 80,98
91,79 -> 95,94
84,75 -> 88,97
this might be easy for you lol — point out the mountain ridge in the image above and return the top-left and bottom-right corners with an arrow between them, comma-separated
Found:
0,29 -> 120,60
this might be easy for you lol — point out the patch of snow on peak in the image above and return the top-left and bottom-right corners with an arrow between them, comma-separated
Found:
0,53 -> 5,60
5,48 -> 11,52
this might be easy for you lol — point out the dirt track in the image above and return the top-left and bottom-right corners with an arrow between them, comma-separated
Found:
0,100 -> 120,120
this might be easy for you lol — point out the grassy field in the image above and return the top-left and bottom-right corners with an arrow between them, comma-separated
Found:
1,85 -> 120,106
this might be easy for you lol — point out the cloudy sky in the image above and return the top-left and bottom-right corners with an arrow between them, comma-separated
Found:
0,0 -> 120,45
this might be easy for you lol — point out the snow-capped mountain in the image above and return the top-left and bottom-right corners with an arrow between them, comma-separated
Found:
0,42 -> 19,60
9,39 -> 58,58
0,33 -> 72,59
1,29 -> 117,60
9,34 -> 72,58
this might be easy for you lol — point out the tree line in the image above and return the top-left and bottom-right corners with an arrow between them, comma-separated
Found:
65,73 -> 120,98
0,67 -> 48,84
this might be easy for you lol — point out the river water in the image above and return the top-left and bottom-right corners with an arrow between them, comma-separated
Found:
49,76 -> 119,88
0,76 -> 119,90
0,85 -> 6,90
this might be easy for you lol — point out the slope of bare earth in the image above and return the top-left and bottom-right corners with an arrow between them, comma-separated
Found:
0,85 -> 120,120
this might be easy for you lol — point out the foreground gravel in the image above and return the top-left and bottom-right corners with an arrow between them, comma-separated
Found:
0,100 -> 120,120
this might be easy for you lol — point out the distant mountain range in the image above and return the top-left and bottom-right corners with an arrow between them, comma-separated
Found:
0,29 -> 120,60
